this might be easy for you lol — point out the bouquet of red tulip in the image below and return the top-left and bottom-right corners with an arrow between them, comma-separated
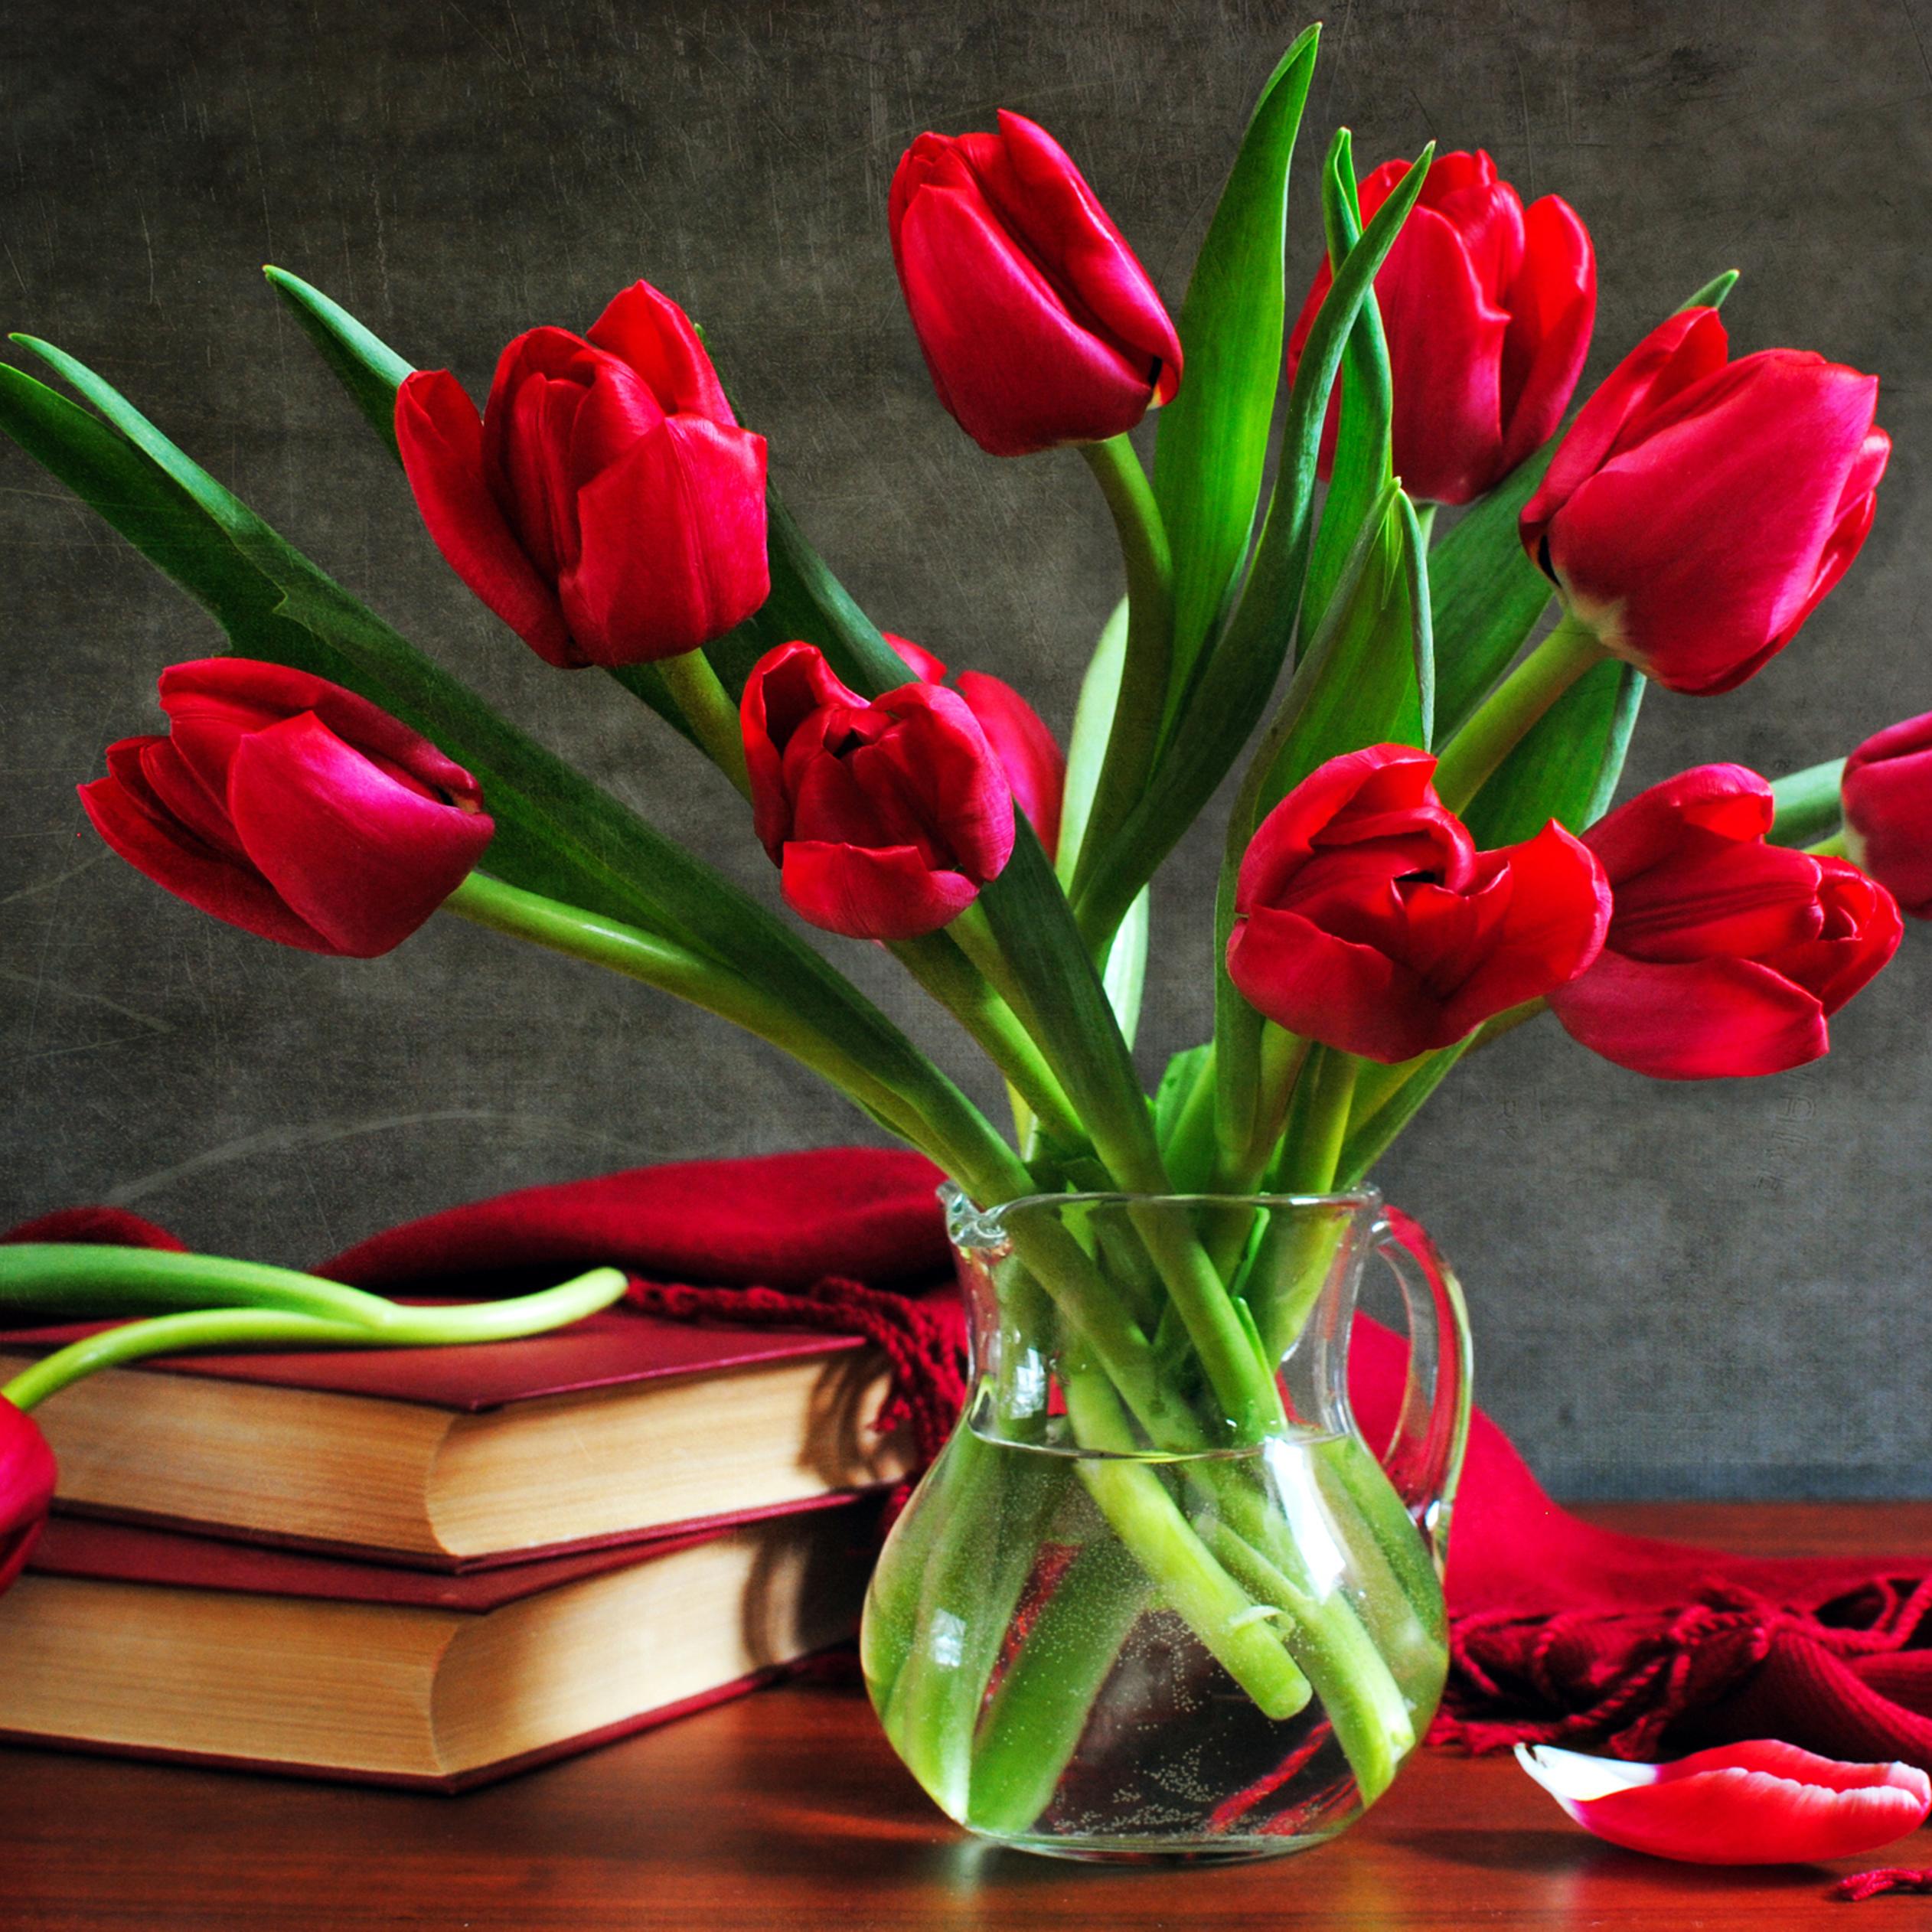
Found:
4,21 -> 1922,1852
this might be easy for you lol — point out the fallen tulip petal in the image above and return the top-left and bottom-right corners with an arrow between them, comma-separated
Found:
1516,1740 -> 1931,1865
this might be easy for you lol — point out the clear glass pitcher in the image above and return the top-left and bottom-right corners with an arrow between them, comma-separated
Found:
860,1187 -> 1471,1863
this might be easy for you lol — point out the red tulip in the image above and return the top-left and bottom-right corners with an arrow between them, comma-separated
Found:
1287,149 -> 1595,505
0,1397 -> 56,1595
1225,745 -> 1610,1063
78,659 -> 494,958
1517,1741 -> 1931,1865
1843,713 -> 1932,919
397,281 -> 769,669
1549,765 -> 1901,1079
742,642 -> 1016,940
1521,308 -> 1888,696
884,635 -> 1066,860
888,112 -> 1183,458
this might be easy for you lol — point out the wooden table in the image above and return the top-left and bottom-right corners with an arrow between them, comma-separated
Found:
11,1503 -> 1932,1930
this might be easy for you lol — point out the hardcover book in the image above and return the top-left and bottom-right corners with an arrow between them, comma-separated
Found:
0,1501 -> 876,1788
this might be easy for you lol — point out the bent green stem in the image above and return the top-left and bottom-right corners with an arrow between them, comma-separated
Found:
1,1267 -> 628,1411
1431,612 -> 1609,813
891,933 -> 1085,1148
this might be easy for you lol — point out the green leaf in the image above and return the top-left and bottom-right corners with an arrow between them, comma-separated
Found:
1105,886 -> 1150,1050
1151,24 -> 1320,713
1253,485 -> 1428,814
1679,269 -> 1739,312
1301,130 -> 1395,639
263,266 -> 412,462
1460,657 -> 1644,849
1074,144 -> 1434,950
1055,596 -> 1129,890
1427,443 -> 1555,741
6,336 -> 983,1148
1152,1041 -> 1217,1193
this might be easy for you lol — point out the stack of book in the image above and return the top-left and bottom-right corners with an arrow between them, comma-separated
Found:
0,1304 -> 912,1787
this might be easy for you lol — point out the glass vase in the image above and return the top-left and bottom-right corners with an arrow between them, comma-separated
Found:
860,1187 -> 1471,1863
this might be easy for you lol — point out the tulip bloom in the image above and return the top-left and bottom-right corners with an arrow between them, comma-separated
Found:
1521,308 -> 1888,695
397,281 -> 769,669
742,643 -> 1017,940
888,112 -> 1183,458
1287,149 -> 1595,505
78,659 -> 494,958
0,1398 -> 55,1594
1843,713 -> 1932,919
1518,1741 -> 1931,1865
1549,765 -> 1901,1079
885,636 -> 1066,859
1226,745 -> 1610,1063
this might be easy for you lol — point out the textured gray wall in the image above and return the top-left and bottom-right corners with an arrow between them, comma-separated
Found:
2,0 -> 1927,1497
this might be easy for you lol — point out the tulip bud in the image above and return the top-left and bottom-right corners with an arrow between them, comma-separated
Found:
1225,744 -> 1610,1064
397,281 -> 769,669
0,1397 -> 55,1595
1549,764 -> 1901,1079
78,659 -> 494,958
1842,713 -> 1932,919
1521,308 -> 1889,695
1287,149 -> 1596,506
888,112 -> 1183,458
741,642 -> 1017,942
885,635 -> 1067,860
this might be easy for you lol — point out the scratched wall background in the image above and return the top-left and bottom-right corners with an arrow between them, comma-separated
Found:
2,0 -> 1927,1497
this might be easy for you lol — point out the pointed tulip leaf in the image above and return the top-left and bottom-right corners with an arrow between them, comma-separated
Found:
263,266 -> 412,462
1075,144 -> 1434,950
4,336 -> 975,1134
1301,129 -> 1395,638
1055,596 -> 1129,889
1152,24 -> 1320,711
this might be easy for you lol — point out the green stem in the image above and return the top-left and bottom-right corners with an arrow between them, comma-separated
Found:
1274,1047 -> 1360,1193
1,1268 -> 628,1411
1215,1026 -> 1313,1195
1431,612 -> 1610,812
891,934 -> 1084,1148
1808,830 -> 1851,859
653,648 -> 752,799
1770,757 -> 1847,847
1411,501 -> 1438,549
1070,433 -> 1173,903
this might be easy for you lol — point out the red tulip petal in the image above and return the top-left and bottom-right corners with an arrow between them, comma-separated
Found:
781,840 -> 981,941
1764,858 -> 1901,1013
0,1398 -> 57,1595
1444,820 -> 1610,1031
397,370 -> 576,667
562,413 -> 769,665
1372,203 -> 1509,504
1226,906 -> 1444,1064
1518,1741 -> 1931,1865
1844,712 -> 1932,919
1498,194 -> 1595,472
1549,948 -> 1829,1079
1583,762 -> 1772,881
1522,307 -> 1728,559
887,635 -> 949,683
586,281 -> 736,427
955,669 -> 1066,859
894,177 -> 1160,456
79,765 -> 337,955
1545,354 -> 1881,693
226,715 -> 494,958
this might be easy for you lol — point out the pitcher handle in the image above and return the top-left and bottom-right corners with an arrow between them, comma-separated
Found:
1368,1206 -> 1473,1565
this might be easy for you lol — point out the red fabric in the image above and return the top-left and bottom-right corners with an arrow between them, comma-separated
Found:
14,1146 -> 1932,1778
